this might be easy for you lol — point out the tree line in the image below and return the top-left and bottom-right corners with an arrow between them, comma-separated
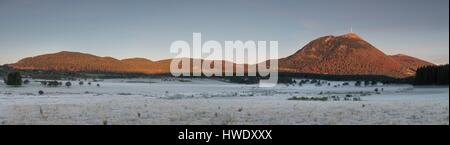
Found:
415,64 -> 449,85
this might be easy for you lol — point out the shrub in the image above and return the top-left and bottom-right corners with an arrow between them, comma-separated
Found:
65,82 -> 72,87
288,96 -> 328,101
47,81 -> 60,87
23,79 -> 30,85
353,97 -> 362,101
315,82 -> 322,87
355,81 -> 362,87
364,81 -> 371,86
4,72 -> 22,86
371,81 -> 378,86
38,90 -> 44,95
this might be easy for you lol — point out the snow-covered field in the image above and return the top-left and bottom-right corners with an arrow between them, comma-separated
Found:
0,78 -> 448,125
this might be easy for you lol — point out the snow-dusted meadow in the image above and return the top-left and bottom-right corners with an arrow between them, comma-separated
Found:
0,78 -> 448,125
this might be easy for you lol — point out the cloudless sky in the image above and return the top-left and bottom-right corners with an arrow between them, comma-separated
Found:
0,0 -> 448,64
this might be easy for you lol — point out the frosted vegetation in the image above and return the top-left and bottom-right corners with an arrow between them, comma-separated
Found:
0,78 -> 448,125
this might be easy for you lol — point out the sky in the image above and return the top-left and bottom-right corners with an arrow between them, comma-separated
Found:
0,0 -> 448,65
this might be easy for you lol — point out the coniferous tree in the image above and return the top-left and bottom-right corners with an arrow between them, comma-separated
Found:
4,72 -> 22,86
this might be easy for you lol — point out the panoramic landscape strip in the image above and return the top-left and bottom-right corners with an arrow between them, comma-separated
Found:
0,0 -> 448,128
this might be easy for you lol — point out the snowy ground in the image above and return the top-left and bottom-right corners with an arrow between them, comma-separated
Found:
0,78 -> 448,125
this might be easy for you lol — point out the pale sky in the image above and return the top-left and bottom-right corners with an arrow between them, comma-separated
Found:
0,0 -> 448,64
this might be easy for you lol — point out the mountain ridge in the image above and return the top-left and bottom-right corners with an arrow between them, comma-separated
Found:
278,33 -> 434,78
8,33 -> 435,78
